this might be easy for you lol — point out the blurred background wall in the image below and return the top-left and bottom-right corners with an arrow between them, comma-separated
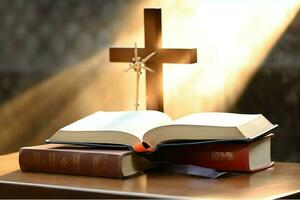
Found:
0,0 -> 299,162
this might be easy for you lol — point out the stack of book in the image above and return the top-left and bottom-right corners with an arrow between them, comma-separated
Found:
19,111 -> 277,178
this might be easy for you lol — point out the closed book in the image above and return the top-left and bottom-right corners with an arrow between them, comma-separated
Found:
19,144 -> 151,178
152,134 -> 274,172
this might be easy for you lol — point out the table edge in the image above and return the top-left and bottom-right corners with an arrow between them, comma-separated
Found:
0,180 -> 187,199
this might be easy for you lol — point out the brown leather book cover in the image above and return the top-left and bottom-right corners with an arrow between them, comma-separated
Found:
19,144 -> 151,178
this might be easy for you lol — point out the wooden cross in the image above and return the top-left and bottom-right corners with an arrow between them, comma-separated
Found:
110,8 -> 197,112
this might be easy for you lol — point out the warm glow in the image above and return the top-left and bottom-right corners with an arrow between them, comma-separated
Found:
1,0 -> 299,153
110,0 -> 300,118
160,0 -> 300,118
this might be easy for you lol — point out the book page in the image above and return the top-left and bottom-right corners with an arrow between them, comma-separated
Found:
172,112 -> 261,127
61,111 -> 172,140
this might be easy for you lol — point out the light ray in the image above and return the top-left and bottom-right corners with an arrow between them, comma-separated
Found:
1,0 -> 300,153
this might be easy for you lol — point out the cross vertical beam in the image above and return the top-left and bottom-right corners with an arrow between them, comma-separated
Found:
144,9 -> 163,111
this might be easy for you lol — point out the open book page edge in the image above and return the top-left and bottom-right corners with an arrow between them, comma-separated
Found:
171,112 -> 263,127
142,124 -> 242,149
47,130 -> 141,146
142,124 -> 278,152
236,113 -> 277,139
238,124 -> 278,140
45,140 -> 132,150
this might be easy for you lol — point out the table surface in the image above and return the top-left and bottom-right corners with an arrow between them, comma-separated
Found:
1,152 -> 300,199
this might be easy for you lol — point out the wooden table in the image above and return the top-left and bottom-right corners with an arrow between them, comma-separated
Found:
0,153 -> 300,199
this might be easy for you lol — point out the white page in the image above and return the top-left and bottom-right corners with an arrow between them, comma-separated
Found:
61,111 -> 172,140
172,112 -> 261,127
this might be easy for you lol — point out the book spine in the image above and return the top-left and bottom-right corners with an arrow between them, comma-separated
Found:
19,149 -> 124,178
156,143 -> 251,172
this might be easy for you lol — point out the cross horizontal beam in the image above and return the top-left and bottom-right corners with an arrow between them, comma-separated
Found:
109,48 -> 197,63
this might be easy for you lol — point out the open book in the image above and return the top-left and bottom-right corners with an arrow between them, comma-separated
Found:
46,111 -> 277,152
